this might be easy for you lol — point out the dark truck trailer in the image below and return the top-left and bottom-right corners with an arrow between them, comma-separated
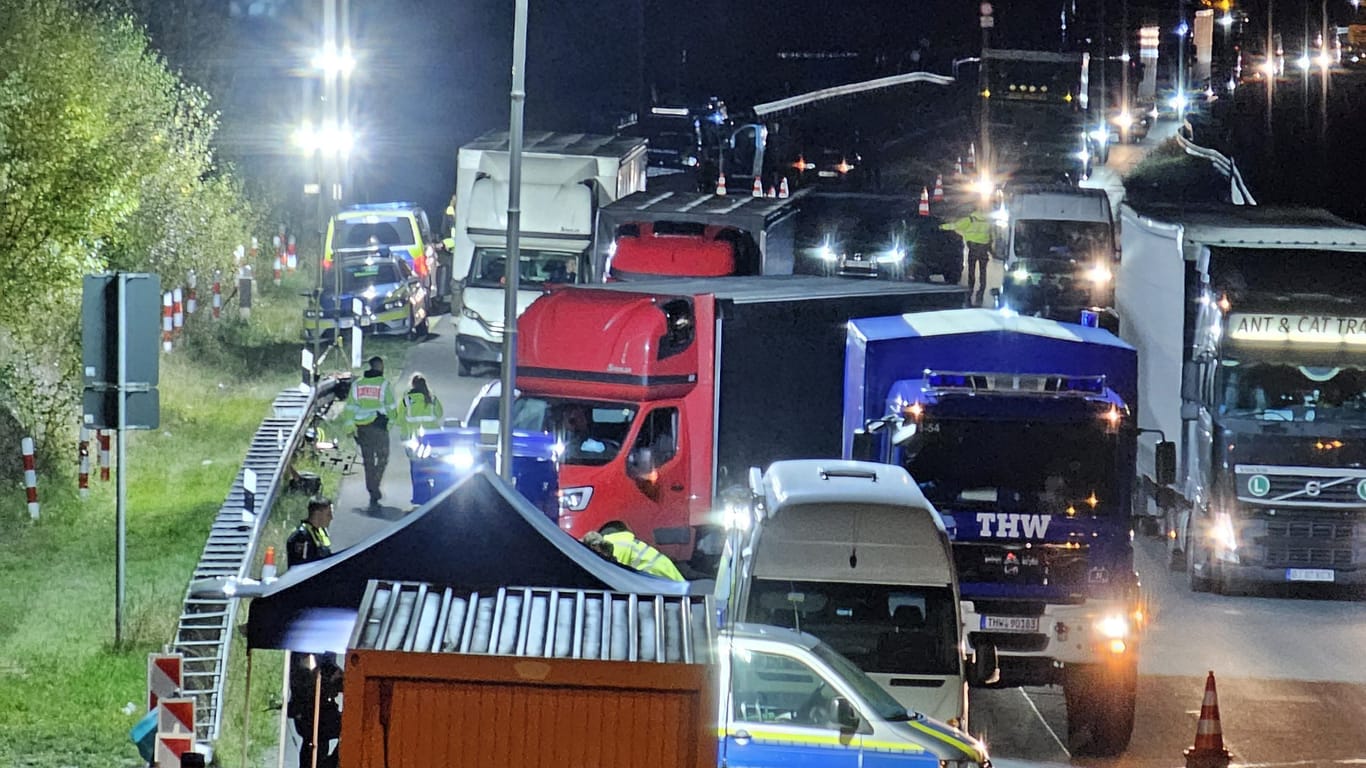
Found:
516,275 -> 967,565
593,189 -> 809,280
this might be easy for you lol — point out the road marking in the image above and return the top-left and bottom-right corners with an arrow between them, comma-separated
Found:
1019,688 -> 1071,759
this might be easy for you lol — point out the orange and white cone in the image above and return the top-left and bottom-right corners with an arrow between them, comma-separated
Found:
751,177 -> 764,197
715,174 -> 727,196
918,187 -> 931,217
767,186 -> 777,198
1184,671 -> 1231,768
955,156 -> 964,176
262,545 -> 278,582
933,174 -> 945,202
778,177 -> 790,199
967,142 -> 977,169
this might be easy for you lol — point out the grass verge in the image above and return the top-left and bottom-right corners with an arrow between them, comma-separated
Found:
0,265 -> 409,767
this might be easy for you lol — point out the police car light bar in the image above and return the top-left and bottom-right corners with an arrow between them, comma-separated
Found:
924,370 -> 1107,395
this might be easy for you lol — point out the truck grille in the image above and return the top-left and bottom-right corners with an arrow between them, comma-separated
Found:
1235,466 -> 1366,507
1249,511 -> 1360,569
953,543 -> 1088,590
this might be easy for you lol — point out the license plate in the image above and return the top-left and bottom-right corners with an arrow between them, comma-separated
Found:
981,616 -> 1040,632
1286,568 -> 1335,582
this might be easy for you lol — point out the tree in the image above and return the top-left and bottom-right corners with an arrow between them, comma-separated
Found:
0,0 -> 261,463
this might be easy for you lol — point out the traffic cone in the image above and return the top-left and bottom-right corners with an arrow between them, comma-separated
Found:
933,174 -> 945,202
955,156 -> 964,176
778,178 -> 790,199
918,187 -> 931,217
967,142 -> 977,169
262,546 -> 278,583
767,186 -> 777,198
1184,671 -> 1231,768
751,177 -> 763,197
715,174 -> 727,196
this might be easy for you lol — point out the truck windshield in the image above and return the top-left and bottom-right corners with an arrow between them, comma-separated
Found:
746,580 -> 960,678
510,396 -> 637,466
901,419 -> 1119,515
1012,221 -> 1113,263
467,247 -> 583,289
1217,361 -> 1366,423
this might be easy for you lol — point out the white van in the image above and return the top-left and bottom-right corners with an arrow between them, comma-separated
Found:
716,460 -> 996,728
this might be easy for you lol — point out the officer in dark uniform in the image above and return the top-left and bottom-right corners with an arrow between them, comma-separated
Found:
286,496 -> 334,567
284,495 -> 340,767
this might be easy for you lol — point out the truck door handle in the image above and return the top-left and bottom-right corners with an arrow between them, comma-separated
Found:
670,483 -> 684,491
732,730 -> 751,746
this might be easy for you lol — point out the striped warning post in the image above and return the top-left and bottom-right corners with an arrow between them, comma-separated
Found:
98,430 -> 111,482
147,652 -> 183,712
155,734 -> 195,767
1183,670 -> 1231,768
157,697 -> 195,734
78,427 -> 90,499
161,292 -> 174,352
22,436 -> 38,520
186,270 -> 197,315
211,270 -> 222,320
172,288 -> 184,333
286,234 -> 298,272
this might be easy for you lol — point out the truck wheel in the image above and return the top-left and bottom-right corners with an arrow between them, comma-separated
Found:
1064,661 -> 1137,756
1186,520 -> 1213,592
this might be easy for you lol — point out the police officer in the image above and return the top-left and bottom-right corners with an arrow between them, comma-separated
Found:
397,373 -> 444,448
593,521 -> 686,581
944,209 -> 994,306
283,496 -> 340,768
286,496 -> 334,567
344,356 -> 397,510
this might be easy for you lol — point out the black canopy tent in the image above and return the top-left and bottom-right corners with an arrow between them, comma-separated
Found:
245,467 -> 694,654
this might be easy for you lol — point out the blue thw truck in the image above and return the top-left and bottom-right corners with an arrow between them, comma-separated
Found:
841,308 -> 1174,757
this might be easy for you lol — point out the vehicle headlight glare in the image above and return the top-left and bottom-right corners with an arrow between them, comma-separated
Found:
818,242 -> 838,262
1011,267 -> 1030,282
1211,511 -> 1237,552
444,446 -> 477,471
1095,613 -> 1130,639
877,249 -> 905,264
1088,264 -> 1113,284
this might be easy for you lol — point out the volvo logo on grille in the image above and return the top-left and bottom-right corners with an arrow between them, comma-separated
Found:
1305,480 -> 1322,497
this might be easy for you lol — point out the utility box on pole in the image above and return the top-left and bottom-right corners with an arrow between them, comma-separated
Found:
81,273 -> 161,430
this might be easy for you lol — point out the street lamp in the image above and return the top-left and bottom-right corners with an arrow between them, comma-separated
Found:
295,120 -> 356,375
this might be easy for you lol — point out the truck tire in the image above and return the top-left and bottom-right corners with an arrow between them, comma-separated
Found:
1186,520 -> 1213,592
1064,660 -> 1137,756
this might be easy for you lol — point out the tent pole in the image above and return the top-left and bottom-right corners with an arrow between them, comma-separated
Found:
240,649 -> 253,768
278,650 -> 291,768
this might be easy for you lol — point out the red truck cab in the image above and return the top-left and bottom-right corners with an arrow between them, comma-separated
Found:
516,276 -> 968,567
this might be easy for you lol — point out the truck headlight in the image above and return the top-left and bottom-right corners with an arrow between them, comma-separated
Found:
1095,612 -> 1130,640
461,305 -> 482,321
1011,266 -> 1030,282
1210,511 -> 1239,559
1087,263 -> 1113,284
559,486 -> 594,512
817,242 -> 839,262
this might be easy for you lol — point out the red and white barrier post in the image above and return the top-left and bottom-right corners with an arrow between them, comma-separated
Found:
99,430 -> 111,482
22,436 -> 38,520
161,292 -> 174,352
272,235 -> 283,285
212,269 -> 222,320
186,270 -> 197,315
78,427 -> 90,500
286,234 -> 298,273
171,288 -> 184,335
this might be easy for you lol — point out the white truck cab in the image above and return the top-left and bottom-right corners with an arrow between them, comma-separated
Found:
716,460 -> 996,728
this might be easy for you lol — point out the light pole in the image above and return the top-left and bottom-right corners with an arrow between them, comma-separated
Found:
979,2 -> 993,196
499,0 -> 529,480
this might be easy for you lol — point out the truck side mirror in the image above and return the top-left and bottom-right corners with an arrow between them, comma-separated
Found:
833,697 -> 860,732
627,446 -> 656,480
968,640 -> 1000,687
1155,441 -> 1177,486
1181,362 -> 1202,402
851,429 -> 879,462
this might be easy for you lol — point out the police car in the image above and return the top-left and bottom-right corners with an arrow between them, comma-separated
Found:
304,248 -> 430,340
324,202 -> 449,308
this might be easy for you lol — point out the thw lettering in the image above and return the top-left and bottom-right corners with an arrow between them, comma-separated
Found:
976,513 -> 1052,539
